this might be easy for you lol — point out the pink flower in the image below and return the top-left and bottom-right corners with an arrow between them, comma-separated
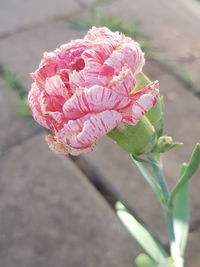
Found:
28,27 -> 159,155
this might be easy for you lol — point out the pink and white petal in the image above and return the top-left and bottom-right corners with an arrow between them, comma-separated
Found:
131,80 -> 160,101
131,94 -> 158,125
82,49 -> 105,65
31,52 -> 65,89
57,110 -> 122,150
121,44 -> 145,75
103,50 -> 123,74
85,27 -> 119,44
75,110 -> 122,147
28,83 -> 66,131
38,92 -> 60,113
45,134 -> 70,155
47,111 -> 65,125
109,66 -> 136,96
103,43 -> 144,75
45,134 -> 93,155
28,83 -> 50,129
63,85 -> 130,120
122,81 -> 159,125
69,62 -> 108,90
45,75 -> 68,99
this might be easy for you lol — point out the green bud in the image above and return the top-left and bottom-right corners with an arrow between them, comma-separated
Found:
152,136 -> 183,153
108,116 -> 157,156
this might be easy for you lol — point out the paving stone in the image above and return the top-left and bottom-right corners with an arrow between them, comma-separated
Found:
0,21 -> 87,90
0,134 -> 140,267
0,80 -> 41,149
0,0 -> 81,37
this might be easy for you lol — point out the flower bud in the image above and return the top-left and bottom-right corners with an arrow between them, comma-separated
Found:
152,136 -> 183,153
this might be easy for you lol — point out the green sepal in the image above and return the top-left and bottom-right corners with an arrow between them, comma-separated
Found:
133,72 -> 151,92
108,116 -> 157,155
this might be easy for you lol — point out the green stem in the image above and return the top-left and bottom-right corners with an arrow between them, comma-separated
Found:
148,155 -> 183,266
150,159 -> 175,239
131,155 -> 162,200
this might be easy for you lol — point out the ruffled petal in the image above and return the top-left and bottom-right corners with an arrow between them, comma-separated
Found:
63,85 -> 130,120
45,134 -> 93,155
28,83 -> 66,131
75,110 -> 122,147
45,75 -> 69,99
122,80 -> 159,125
28,83 -> 50,129
57,110 -> 122,150
109,66 -> 136,96
103,43 -> 145,75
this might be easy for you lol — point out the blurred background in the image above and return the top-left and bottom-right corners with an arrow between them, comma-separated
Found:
0,0 -> 200,266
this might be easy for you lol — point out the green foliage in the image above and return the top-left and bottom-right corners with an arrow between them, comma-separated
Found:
116,202 -> 168,263
173,164 -> 189,256
1,70 -> 27,99
0,69 -> 31,117
17,97 -> 31,116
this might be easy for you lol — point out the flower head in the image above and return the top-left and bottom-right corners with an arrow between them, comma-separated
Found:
28,27 -> 159,155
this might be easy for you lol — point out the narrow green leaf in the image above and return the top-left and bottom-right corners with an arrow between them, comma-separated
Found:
173,164 -> 189,255
169,143 -> 200,205
115,202 -> 168,263
135,254 -> 156,267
